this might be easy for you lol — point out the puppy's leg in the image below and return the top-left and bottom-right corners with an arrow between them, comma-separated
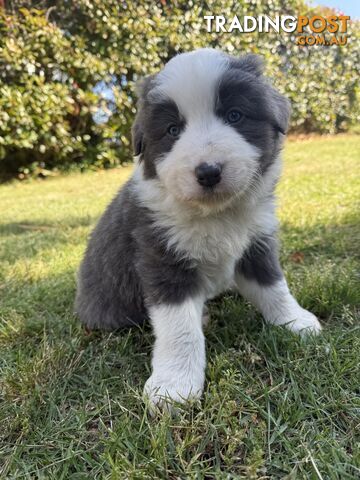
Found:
144,294 -> 206,409
235,235 -> 321,335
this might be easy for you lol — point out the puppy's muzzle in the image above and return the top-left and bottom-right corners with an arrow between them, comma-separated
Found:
195,162 -> 222,188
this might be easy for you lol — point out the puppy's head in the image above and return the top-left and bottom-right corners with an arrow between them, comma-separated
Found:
133,48 -> 290,209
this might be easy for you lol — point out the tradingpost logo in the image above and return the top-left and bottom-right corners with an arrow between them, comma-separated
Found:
204,15 -> 350,46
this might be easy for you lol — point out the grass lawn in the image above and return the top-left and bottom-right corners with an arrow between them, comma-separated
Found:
0,135 -> 359,479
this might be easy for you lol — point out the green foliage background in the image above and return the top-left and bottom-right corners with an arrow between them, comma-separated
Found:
0,0 -> 359,179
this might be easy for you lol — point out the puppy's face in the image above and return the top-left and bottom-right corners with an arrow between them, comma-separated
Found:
133,49 -> 290,208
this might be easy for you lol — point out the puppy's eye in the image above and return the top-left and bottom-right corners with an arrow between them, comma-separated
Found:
167,124 -> 181,137
226,109 -> 243,124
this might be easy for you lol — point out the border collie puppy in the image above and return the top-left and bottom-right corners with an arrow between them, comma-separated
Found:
75,48 -> 321,408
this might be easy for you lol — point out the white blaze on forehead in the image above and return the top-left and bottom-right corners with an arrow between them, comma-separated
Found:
151,49 -> 229,120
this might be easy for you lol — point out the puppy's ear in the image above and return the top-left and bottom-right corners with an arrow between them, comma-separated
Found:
267,86 -> 291,135
132,74 -> 156,157
132,122 -> 143,157
231,53 -> 264,77
135,74 -> 156,98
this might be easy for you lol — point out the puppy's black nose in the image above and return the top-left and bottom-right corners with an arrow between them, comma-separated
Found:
195,163 -> 222,188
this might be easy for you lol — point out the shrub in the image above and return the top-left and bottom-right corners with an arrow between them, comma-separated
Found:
0,7 -> 117,178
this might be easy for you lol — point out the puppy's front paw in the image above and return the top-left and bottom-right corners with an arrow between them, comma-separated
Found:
143,372 -> 204,412
286,307 -> 322,336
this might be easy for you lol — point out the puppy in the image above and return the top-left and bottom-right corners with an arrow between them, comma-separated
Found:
75,48 -> 321,408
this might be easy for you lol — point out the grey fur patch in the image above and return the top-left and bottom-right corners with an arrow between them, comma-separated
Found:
74,181 -> 199,330
132,77 -> 185,179
216,56 -> 290,172
236,234 -> 283,286
134,224 -> 200,306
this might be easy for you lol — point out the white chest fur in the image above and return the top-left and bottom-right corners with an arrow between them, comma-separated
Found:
133,172 -> 278,300
153,204 -> 252,299
175,210 -> 251,298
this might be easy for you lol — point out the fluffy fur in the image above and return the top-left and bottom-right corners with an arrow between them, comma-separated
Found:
75,48 -> 321,409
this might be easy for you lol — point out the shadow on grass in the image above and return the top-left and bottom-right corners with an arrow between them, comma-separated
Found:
280,217 -> 359,261
0,216 -> 98,264
0,217 -> 96,235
